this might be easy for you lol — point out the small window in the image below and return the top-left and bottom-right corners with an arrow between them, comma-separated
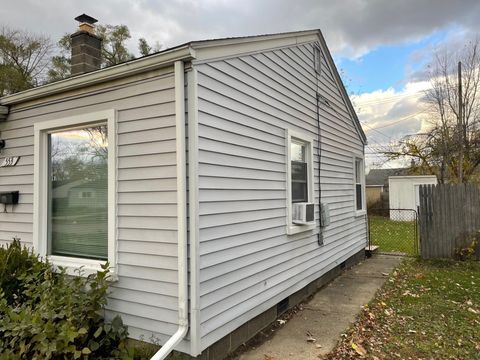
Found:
291,140 -> 308,203
286,130 -> 316,235
80,191 -> 93,198
354,158 -> 364,212
313,46 -> 321,74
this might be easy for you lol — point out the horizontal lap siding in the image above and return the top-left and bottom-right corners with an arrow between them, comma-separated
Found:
0,71 -> 183,346
196,42 -> 366,349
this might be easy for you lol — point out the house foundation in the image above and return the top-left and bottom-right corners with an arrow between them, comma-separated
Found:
178,248 -> 365,360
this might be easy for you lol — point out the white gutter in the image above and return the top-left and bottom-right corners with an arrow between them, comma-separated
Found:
0,46 -> 195,106
151,60 -> 188,360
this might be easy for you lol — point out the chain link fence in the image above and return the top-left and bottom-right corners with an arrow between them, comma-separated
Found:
368,208 -> 418,256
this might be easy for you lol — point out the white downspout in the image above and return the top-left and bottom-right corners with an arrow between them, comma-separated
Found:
150,60 -> 188,360
187,67 -> 201,356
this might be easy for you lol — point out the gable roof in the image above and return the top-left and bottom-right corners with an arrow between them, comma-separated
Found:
366,168 -> 409,186
0,29 -> 366,143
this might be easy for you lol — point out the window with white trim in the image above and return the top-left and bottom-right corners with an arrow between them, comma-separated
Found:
354,157 -> 365,212
291,140 -> 308,203
286,130 -> 315,235
49,125 -> 108,259
34,110 -> 116,275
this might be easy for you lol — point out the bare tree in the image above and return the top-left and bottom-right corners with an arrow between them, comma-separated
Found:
384,38 -> 480,183
0,27 -> 53,95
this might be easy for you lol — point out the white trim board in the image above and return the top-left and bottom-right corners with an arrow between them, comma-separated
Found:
33,109 -> 117,276
285,128 -> 316,235
353,155 -> 366,217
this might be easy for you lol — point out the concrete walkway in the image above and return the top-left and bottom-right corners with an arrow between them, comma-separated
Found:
235,255 -> 402,360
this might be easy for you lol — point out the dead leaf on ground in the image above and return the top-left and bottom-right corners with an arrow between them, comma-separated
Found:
415,272 -> 424,279
264,355 -> 275,360
351,342 -> 367,357
307,336 -> 317,343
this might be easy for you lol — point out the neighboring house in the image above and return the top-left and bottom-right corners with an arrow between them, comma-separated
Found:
389,175 -> 438,221
0,15 -> 367,360
365,168 -> 407,207
67,180 -> 108,209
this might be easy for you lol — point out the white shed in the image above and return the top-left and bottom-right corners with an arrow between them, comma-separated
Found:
0,22 -> 368,360
389,175 -> 438,221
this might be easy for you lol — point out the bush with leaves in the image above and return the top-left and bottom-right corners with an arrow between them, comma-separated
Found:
0,238 -> 50,305
0,239 -> 134,359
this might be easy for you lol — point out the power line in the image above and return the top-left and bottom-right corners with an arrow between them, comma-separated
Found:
365,145 -> 395,169
353,84 -> 458,107
362,122 -> 392,140
361,110 -> 426,135
354,91 -> 425,106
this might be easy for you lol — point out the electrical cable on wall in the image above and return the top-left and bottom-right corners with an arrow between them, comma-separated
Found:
314,45 -> 324,246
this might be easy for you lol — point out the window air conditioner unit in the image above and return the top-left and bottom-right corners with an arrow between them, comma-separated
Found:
292,202 -> 315,224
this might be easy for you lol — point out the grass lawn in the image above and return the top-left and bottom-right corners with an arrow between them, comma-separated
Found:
325,259 -> 480,359
369,216 -> 417,255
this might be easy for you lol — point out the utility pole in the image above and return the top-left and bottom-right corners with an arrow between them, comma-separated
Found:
458,61 -> 463,183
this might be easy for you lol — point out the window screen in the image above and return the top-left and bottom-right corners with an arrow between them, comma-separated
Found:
48,125 -> 108,260
291,140 -> 308,203
355,158 -> 363,211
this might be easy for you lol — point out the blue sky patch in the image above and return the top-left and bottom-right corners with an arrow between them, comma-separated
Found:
336,30 -> 448,95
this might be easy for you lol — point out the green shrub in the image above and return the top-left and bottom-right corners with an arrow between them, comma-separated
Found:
0,239 -> 134,359
0,238 -> 50,305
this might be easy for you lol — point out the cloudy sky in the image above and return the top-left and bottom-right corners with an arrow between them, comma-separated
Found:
2,0 -> 479,169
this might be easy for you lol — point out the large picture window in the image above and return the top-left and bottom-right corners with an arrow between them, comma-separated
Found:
34,110 -> 116,275
48,125 -> 108,260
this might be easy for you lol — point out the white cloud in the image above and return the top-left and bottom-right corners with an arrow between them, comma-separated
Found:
1,0 -> 480,58
352,81 -> 432,169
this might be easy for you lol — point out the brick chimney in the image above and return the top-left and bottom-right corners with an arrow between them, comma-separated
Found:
70,14 -> 102,76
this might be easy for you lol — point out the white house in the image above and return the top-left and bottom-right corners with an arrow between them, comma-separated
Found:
389,175 -> 438,221
0,15 -> 367,360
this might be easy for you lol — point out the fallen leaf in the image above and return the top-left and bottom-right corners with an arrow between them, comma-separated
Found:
307,336 -> 317,343
351,342 -> 367,357
468,307 -> 479,314
315,344 -> 323,349
408,330 -> 417,334
264,355 -> 275,360
277,319 -> 286,325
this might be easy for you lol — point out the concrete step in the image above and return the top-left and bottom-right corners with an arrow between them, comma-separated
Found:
365,245 -> 379,257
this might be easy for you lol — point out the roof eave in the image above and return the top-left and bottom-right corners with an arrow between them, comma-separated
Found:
190,29 -> 321,49
0,45 -> 196,106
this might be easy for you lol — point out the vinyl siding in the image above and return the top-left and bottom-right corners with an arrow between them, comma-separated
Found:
0,70 -> 186,350
195,41 -> 366,349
